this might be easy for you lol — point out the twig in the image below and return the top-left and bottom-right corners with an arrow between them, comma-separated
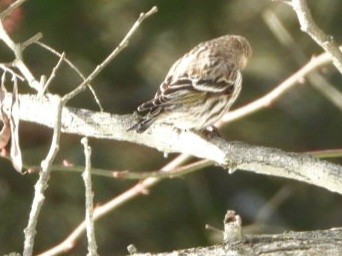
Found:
0,73 -> 11,149
306,73 -> 342,110
221,45 -> 342,123
22,147 -> 341,179
27,164 -> 122,178
262,10 -> 342,111
81,138 -> 98,256
9,76 -> 22,172
271,0 -> 291,4
0,63 -> 25,81
0,19 -> 42,91
0,0 -> 27,19
27,159 -> 211,179
40,52 -> 65,95
38,154 -> 190,256
21,33 -> 43,51
290,0 -> 342,74
307,149 -> 342,159
223,210 -> 243,243
62,6 -> 158,103
23,96 -> 63,256
254,186 -> 293,224
96,159 -> 211,179
205,224 -> 223,234
35,41 -> 104,111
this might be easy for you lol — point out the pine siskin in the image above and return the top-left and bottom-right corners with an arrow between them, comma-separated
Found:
128,35 -> 252,133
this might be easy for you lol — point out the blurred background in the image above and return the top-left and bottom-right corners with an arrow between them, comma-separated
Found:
0,0 -> 341,255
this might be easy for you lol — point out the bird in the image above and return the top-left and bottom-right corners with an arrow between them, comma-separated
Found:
128,35 -> 252,133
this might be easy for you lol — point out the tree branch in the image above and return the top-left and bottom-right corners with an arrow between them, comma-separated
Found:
0,0 -> 27,19
290,0 -> 342,74
0,19 -> 42,91
81,137 -> 99,256
1,93 -> 341,195
222,45 -> 342,123
262,10 -> 342,111
35,41 -> 103,111
1,44 -> 341,196
131,227 -> 342,256
23,96 -> 63,256
62,6 -> 158,103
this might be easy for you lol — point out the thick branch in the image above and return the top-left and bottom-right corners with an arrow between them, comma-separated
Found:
131,227 -> 342,256
2,93 -> 341,194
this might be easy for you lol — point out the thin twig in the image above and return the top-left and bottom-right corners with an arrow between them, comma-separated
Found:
271,0 -> 291,5
0,0 -> 27,19
81,137 -> 98,256
290,0 -> 342,74
27,164 -> 121,178
254,186 -> 293,224
221,46 -> 342,123
306,73 -> 342,110
0,63 -> 25,81
22,147 -> 341,179
91,159 -> 211,179
307,149 -> 342,159
62,6 -> 158,103
9,76 -> 23,172
40,52 -> 65,96
23,96 -> 63,256
27,159 -> 212,179
21,32 -> 43,51
35,41 -> 104,111
0,19 -> 42,91
263,10 -> 342,110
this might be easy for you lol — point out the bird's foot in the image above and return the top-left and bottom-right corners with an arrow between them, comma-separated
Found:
202,125 -> 221,139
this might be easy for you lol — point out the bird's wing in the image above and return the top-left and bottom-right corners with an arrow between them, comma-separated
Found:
138,56 -> 239,112
137,78 -> 205,112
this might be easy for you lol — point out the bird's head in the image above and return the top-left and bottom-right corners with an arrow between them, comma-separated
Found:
219,35 -> 252,70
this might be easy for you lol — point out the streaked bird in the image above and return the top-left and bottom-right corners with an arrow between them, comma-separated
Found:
128,35 -> 252,133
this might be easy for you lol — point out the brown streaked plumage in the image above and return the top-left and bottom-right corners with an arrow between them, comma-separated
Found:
128,35 -> 252,133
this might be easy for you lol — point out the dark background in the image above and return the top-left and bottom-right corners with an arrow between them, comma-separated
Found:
0,0 -> 341,255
